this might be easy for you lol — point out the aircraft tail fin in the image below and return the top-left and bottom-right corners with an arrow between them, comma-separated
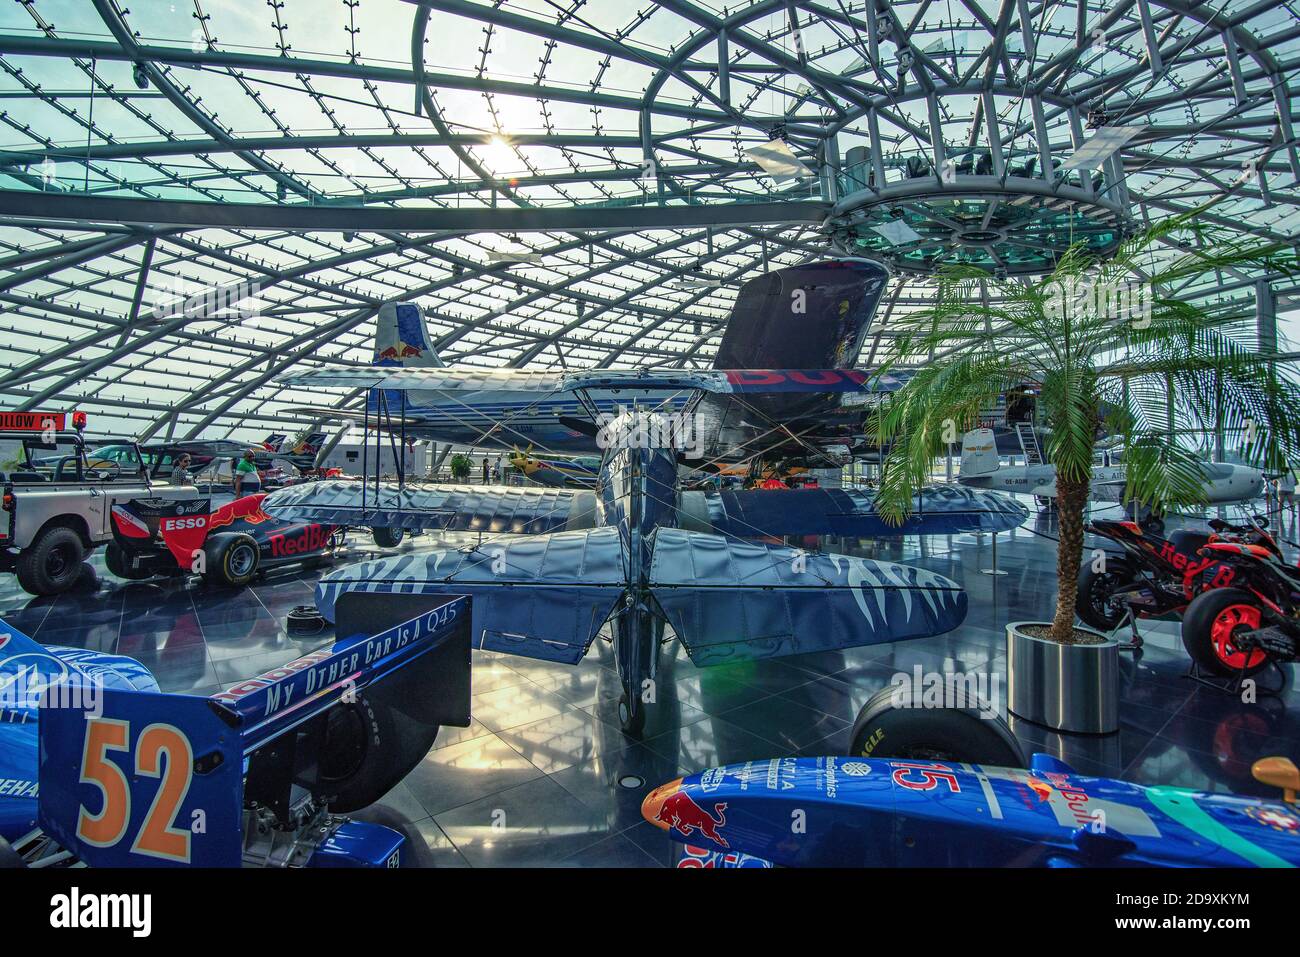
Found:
960,429 -> 1001,477
374,302 -> 444,368
712,259 -> 888,370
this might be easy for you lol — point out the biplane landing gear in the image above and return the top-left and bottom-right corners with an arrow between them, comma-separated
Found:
613,603 -> 661,737
617,693 -> 645,737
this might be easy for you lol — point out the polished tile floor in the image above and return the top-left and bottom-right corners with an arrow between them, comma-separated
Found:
3,501 -> 1297,867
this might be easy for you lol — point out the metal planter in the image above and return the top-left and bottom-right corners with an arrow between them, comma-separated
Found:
1006,621 -> 1118,734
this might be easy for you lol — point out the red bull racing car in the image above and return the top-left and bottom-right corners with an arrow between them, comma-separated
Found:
107,493 -> 344,587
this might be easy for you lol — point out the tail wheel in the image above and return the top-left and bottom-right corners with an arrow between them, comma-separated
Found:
1182,588 -> 1270,677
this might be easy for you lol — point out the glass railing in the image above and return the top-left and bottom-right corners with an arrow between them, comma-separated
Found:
837,146 -> 1109,197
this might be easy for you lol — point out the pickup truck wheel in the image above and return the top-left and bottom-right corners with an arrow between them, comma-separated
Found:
203,533 -> 260,588
105,542 -> 151,581
16,527 -> 85,596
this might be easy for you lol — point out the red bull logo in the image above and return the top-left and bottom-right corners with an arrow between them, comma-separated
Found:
208,493 -> 272,532
1026,777 -> 1054,802
268,523 -> 335,558
642,779 -> 729,847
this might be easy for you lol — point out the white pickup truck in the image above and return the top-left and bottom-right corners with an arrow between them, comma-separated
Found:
0,430 -> 198,595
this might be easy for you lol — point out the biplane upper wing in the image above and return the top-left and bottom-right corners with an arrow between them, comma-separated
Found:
263,479 -> 597,533
275,365 -> 910,395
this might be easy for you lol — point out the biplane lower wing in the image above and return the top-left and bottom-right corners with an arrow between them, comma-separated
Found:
648,528 -> 967,666
311,528 -> 625,664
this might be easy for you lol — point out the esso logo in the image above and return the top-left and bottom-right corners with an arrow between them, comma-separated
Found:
163,517 -> 207,531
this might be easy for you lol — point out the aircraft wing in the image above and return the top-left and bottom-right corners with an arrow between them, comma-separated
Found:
683,485 -> 1028,538
262,480 -> 596,533
648,528 -> 966,666
275,365 -> 910,395
277,404 -> 429,428
312,528 -> 626,664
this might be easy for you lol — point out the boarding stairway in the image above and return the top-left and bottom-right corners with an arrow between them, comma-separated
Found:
1016,421 -> 1043,465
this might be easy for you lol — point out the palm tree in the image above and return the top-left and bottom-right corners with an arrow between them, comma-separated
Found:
871,206 -> 1300,643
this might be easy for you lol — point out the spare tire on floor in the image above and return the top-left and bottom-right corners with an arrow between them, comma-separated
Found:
848,685 -> 1026,767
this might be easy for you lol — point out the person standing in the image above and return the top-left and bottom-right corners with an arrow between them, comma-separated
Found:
233,450 -> 262,497
482,457 -> 490,484
170,453 -> 193,486
1281,465 -> 1297,527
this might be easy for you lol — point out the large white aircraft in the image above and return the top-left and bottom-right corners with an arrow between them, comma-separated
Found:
957,428 -> 1266,506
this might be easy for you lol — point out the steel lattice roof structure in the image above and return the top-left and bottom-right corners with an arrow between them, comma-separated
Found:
0,0 -> 1295,443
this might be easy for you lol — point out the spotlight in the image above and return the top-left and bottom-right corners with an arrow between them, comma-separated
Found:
275,182 -> 287,202
343,231 -> 356,243
133,63 -> 149,90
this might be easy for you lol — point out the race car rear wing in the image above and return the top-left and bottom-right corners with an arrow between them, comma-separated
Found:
38,593 -> 471,867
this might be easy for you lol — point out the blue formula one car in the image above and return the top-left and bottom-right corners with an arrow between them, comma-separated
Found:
642,693 -> 1300,868
0,593 -> 471,867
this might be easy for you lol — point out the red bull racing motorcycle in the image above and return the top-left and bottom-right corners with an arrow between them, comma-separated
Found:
0,594 -> 471,867
1180,536 -> 1300,679
1075,514 -> 1279,634
643,689 -> 1300,867
107,492 -> 344,588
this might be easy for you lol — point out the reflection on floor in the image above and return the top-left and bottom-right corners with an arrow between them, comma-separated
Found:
3,502 -> 1296,867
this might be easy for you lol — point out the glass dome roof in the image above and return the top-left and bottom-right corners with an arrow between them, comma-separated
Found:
0,0 -> 1294,441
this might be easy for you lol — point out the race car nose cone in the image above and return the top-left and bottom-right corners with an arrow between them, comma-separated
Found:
642,778 -> 683,831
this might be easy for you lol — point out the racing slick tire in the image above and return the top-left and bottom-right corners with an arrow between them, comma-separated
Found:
371,526 -> 404,548
848,685 -> 1026,767
1075,557 -> 1136,632
319,691 -> 440,812
1181,587 -> 1271,678
104,541 -> 152,581
203,532 -> 261,588
15,526 -> 85,596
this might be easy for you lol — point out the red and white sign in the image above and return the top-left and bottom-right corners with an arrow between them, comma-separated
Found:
0,411 -> 65,432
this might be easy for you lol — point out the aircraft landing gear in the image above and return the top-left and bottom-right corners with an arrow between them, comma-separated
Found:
612,602 -> 661,738
618,693 -> 645,737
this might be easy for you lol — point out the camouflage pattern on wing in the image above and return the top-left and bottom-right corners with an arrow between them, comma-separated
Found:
312,528 -> 626,664
262,480 -> 596,534
649,528 -> 967,666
